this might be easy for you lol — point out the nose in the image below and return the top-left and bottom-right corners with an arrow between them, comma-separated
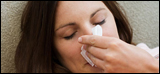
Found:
80,24 -> 93,35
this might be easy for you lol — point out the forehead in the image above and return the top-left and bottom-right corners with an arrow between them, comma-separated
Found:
55,1 -> 107,28
56,1 -> 105,17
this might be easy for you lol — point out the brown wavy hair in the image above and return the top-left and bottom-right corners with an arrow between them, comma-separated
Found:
15,1 -> 132,73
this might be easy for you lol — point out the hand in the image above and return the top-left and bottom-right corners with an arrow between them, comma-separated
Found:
78,35 -> 159,73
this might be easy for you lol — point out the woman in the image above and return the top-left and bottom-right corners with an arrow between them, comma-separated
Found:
15,1 -> 159,73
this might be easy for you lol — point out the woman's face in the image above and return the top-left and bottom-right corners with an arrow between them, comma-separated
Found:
54,1 -> 119,73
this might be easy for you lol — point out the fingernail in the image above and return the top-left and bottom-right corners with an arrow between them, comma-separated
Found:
78,37 -> 82,42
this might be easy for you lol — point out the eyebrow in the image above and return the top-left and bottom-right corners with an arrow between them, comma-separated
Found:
90,8 -> 106,18
55,22 -> 76,31
55,8 -> 106,31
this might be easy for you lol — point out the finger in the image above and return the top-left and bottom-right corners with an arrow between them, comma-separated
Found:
86,45 -> 107,60
78,35 -> 113,49
87,52 -> 105,70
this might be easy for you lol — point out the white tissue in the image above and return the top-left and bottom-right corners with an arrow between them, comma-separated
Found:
81,25 -> 102,67
92,25 -> 102,36
81,46 -> 95,67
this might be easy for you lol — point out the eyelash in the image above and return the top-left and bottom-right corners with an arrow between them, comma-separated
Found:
94,19 -> 106,25
64,31 -> 77,40
64,19 -> 105,40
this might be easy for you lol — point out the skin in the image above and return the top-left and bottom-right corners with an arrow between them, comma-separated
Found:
54,1 -> 159,73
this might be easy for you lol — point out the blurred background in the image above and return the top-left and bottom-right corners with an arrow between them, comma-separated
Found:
1,1 -> 159,73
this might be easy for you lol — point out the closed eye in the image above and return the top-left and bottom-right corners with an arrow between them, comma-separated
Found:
94,19 -> 106,25
64,31 -> 77,40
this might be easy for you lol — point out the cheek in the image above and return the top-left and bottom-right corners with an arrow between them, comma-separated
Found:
64,44 -> 80,58
102,22 -> 119,38
102,14 -> 119,38
56,39 -> 81,61
103,28 -> 117,37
